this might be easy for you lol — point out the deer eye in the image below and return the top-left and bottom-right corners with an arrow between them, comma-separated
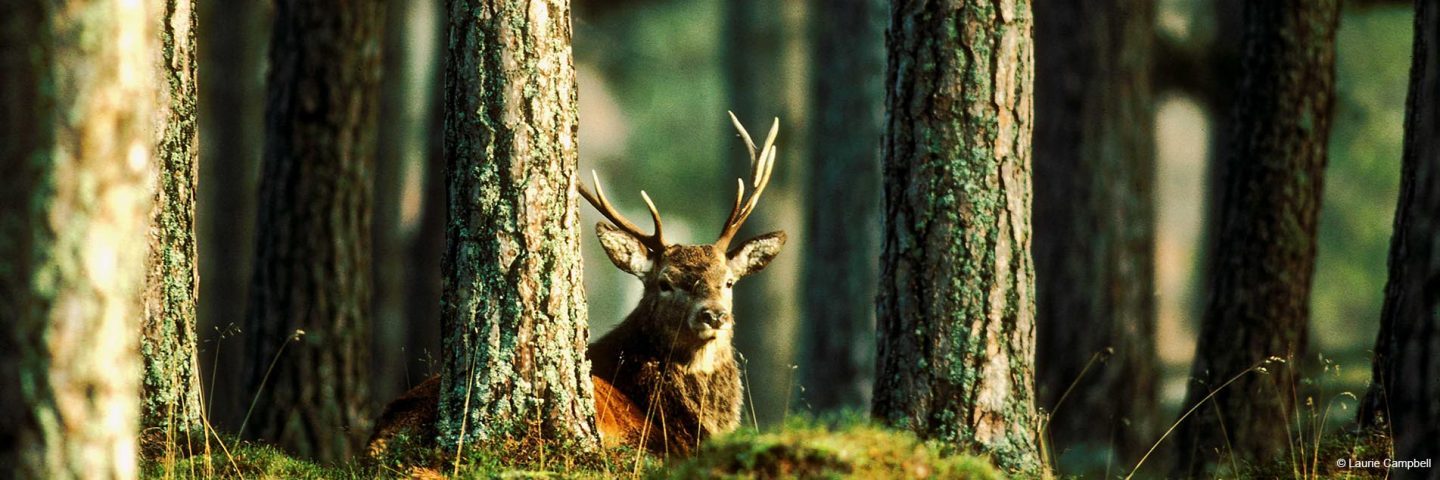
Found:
657,279 -> 674,293
724,279 -> 735,289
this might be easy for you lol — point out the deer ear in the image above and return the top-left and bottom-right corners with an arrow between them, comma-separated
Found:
596,222 -> 653,276
727,231 -> 786,278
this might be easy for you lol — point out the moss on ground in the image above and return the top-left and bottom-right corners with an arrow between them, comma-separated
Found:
663,419 -> 1003,479
140,421 -> 1002,479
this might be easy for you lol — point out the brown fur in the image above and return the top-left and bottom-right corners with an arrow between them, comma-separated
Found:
365,373 -> 650,456
587,307 -> 743,455
365,375 -> 440,458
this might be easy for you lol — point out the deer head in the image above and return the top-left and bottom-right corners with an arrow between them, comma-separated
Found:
579,112 -> 786,353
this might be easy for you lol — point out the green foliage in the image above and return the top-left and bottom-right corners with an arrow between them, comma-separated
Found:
1311,6 -> 1412,356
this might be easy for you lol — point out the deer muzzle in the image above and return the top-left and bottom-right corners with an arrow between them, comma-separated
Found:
690,306 -> 733,340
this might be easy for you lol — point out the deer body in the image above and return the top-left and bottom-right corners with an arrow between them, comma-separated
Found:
368,113 -> 785,457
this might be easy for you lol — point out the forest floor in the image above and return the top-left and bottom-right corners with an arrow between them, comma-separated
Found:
139,419 -> 1396,478
139,419 -> 1003,479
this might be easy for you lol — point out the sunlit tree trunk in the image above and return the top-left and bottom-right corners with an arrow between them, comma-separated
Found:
372,0 -> 443,410
0,1 -> 156,477
1360,1 -> 1439,476
403,0 -> 447,385
872,0 -> 1041,474
1033,0 -> 1157,473
800,0 -> 883,413
141,0 -> 206,455
438,0 -> 598,449
244,0 -> 384,461
1170,1 -> 1338,477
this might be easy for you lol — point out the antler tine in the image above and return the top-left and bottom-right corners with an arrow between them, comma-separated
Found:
639,191 -> 666,246
716,115 -> 780,249
578,170 -> 667,251
728,111 -> 759,165
723,178 -> 745,228
756,118 -> 779,186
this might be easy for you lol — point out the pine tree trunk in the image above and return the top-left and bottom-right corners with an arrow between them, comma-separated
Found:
244,0 -> 383,461
1170,1 -> 1338,477
872,0 -> 1041,474
800,0 -> 884,413
141,0 -> 206,452
1360,0 -> 1439,473
438,0 -> 598,448
0,1 -> 156,477
196,0 -> 268,430
1032,0 -> 1157,472
723,0 -> 806,427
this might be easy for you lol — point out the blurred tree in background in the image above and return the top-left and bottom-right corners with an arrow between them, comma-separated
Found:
1361,0 -> 1439,475
1033,0 -> 1159,473
243,0 -> 383,461
196,0 -> 268,431
1171,1 -> 1339,476
872,0 -> 1041,473
723,0 -> 808,428
0,1 -> 156,476
799,0 -> 884,413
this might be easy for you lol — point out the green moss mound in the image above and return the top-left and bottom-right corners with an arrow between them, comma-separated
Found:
662,420 -> 1003,479
141,439 -> 360,479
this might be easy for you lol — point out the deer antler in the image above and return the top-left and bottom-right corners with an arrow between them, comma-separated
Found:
715,111 -> 779,250
578,170 -> 667,252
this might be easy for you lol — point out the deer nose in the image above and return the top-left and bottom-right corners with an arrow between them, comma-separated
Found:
699,308 -> 731,329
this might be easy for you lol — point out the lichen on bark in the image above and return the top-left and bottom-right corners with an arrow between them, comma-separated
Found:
437,0 -> 599,449
872,0 -> 1042,474
141,0 -> 205,447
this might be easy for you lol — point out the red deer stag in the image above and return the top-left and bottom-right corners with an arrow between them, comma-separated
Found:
368,113 -> 786,456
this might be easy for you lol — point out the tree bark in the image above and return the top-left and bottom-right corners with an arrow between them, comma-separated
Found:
872,0 -> 1041,474
141,0 -> 206,453
1360,0 -> 1440,475
244,0 -> 383,461
1170,1 -> 1338,477
1032,0 -> 1157,472
799,0 -> 884,413
0,1 -> 156,477
438,0 -> 598,449
724,0 -> 806,428
195,0 -> 268,430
